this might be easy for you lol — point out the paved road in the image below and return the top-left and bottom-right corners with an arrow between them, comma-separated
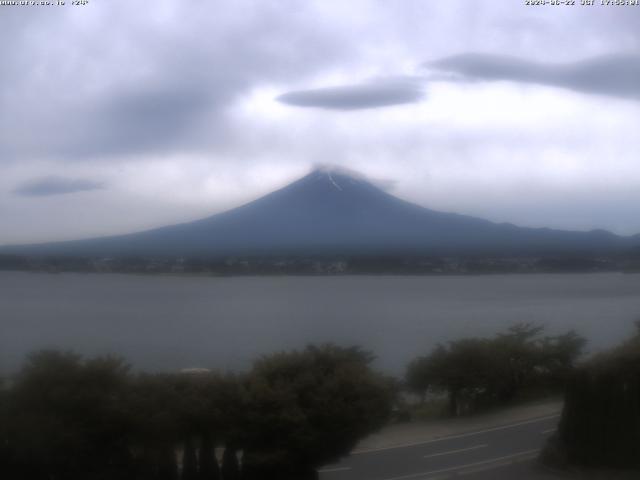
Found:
319,414 -> 562,480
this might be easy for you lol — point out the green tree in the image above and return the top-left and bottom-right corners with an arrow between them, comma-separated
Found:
241,345 -> 393,479
182,437 -> 198,480
547,324 -> 640,469
538,330 -> 587,385
172,371 -> 243,479
0,375 -> 12,477
198,433 -> 220,480
406,324 -> 586,416
157,444 -> 179,480
127,373 -> 184,478
405,355 -> 434,401
7,350 -> 133,480
421,339 -> 505,415
221,446 -> 240,480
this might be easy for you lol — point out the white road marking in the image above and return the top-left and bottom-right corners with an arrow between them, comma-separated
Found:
352,414 -> 560,455
457,454 -> 538,476
458,460 -> 514,476
541,428 -> 556,434
379,449 -> 540,480
318,466 -> 352,473
423,444 -> 487,459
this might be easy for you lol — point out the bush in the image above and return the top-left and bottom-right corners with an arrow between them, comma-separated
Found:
1,344 -> 394,479
241,345 -> 394,479
552,325 -> 640,469
406,324 -> 585,416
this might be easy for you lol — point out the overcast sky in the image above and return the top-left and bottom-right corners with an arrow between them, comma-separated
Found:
1,0 -> 639,245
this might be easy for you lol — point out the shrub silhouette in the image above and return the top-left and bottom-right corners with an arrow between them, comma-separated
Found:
406,323 -> 585,416
1,344 -> 393,479
548,324 -> 640,469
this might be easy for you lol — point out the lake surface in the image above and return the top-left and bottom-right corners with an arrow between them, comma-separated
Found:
1,272 -> 639,376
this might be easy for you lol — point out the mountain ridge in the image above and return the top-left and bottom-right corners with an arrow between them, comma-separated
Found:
2,167 -> 637,258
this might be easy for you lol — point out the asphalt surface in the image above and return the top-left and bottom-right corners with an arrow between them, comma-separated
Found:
318,414 -> 562,480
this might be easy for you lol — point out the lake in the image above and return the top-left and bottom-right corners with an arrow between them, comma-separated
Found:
1,271 -> 639,376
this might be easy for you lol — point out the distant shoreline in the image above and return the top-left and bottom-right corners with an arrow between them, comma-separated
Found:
2,251 -> 639,277
1,265 -> 638,278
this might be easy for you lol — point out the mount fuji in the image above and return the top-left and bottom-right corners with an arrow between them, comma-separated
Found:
4,167 -> 637,257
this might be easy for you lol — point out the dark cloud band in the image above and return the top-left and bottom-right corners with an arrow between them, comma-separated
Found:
14,177 -> 105,197
427,53 -> 640,100
277,82 -> 424,110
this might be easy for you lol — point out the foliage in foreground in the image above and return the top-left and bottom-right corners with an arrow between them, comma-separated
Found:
0,345 -> 393,480
406,323 -> 586,416
545,323 -> 640,470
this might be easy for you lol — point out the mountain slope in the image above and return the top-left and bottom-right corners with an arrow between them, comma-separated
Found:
3,168 -> 636,257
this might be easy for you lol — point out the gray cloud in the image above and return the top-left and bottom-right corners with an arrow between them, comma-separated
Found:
83,85 -> 213,157
0,0 -> 360,162
2,0 -> 640,243
427,53 -> 640,100
14,177 -> 105,197
277,81 -> 424,110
